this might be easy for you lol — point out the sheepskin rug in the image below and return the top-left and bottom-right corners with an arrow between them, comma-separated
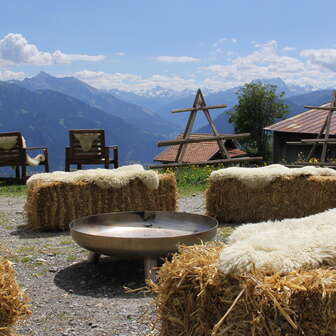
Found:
210,164 -> 336,188
0,135 -> 45,166
21,136 -> 45,166
26,164 -> 160,190
218,208 -> 336,274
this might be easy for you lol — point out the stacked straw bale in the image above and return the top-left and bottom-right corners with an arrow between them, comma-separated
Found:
206,175 -> 336,223
0,258 -> 31,336
150,243 -> 336,336
25,173 -> 176,231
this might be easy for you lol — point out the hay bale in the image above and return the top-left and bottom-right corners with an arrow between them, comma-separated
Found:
206,173 -> 336,223
0,258 -> 31,336
150,243 -> 336,336
25,173 -> 176,231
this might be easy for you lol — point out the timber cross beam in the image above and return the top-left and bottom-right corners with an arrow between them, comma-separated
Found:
150,88 -> 262,169
286,90 -> 336,164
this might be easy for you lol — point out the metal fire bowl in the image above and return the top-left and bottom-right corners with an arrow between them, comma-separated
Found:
70,211 -> 218,258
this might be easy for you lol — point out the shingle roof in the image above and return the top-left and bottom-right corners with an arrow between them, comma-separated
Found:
264,103 -> 336,134
154,134 -> 246,163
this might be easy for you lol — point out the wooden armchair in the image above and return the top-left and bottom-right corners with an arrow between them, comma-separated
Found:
0,131 -> 49,182
65,129 -> 119,171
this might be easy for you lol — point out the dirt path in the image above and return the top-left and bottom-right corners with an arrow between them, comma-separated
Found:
0,194 -> 206,336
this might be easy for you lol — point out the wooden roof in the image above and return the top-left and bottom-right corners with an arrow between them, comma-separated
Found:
264,103 -> 336,135
154,134 -> 246,163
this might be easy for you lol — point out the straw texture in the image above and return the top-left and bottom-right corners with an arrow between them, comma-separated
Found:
0,258 -> 31,336
206,175 -> 336,223
25,173 -> 176,231
150,243 -> 336,336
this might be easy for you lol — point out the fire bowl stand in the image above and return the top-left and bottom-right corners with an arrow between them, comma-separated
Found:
88,252 -> 158,282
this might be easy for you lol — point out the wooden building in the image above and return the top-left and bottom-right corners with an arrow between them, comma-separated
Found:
265,103 -> 336,163
153,133 -> 246,164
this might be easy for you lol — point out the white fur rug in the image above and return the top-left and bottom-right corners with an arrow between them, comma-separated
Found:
26,164 -> 160,190
210,164 -> 336,188
21,136 -> 45,166
218,208 -> 336,274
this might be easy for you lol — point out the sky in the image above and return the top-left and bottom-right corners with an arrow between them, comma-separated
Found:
1,0 -> 336,92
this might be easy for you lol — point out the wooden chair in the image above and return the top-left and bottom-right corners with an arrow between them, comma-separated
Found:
0,131 -> 49,182
65,129 -> 119,171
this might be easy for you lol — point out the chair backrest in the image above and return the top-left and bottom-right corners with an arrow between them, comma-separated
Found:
0,132 -> 25,165
69,129 -> 106,160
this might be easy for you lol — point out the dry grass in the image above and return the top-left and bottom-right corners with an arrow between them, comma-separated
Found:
0,258 -> 31,336
149,243 -> 336,336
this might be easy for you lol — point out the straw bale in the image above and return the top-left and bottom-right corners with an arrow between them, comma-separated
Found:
25,173 -> 176,231
206,175 -> 336,223
0,258 -> 31,336
150,243 -> 336,336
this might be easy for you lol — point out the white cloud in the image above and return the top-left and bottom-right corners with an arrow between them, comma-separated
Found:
153,56 -> 199,63
201,40 -> 336,90
72,70 -> 198,92
114,52 -> 125,56
71,40 -> 336,93
283,46 -> 296,52
0,69 -> 25,80
211,38 -> 238,58
300,48 -> 336,71
213,37 -> 237,48
0,33 -> 105,66
213,38 -> 227,48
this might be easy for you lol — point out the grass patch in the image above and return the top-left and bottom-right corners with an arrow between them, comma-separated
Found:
16,246 -> 36,254
60,239 -> 73,245
217,225 -> 235,241
162,166 -> 222,196
67,255 -> 77,262
20,256 -> 32,263
0,184 -> 27,196
0,212 -> 7,226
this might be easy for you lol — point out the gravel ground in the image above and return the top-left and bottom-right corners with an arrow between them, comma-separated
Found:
0,193 -> 211,336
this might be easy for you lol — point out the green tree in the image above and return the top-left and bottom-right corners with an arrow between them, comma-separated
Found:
228,82 -> 288,159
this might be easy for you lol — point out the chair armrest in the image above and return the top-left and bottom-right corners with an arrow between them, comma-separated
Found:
25,147 -> 48,151
106,146 -> 119,168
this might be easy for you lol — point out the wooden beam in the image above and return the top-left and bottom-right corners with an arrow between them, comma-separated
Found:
286,141 -> 311,146
286,164 -> 336,169
301,138 -> 336,143
149,156 -> 263,169
158,133 -> 251,147
304,106 -> 336,111
306,112 -> 329,161
171,104 -> 227,113
202,108 -> 230,159
293,162 -> 336,167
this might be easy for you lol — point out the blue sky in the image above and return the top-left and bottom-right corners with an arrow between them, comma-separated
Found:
1,0 -> 336,92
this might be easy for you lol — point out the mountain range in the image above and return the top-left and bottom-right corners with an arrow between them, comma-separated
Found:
11,72 -> 178,138
110,78 -> 324,131
0,73 -> 334,171
0,81 -> 163,170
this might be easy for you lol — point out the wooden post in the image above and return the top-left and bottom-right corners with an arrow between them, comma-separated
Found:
175,88 -> 230,162
144,256 -> 158,282
305,91 -> 336,163
154,88 -> 263,167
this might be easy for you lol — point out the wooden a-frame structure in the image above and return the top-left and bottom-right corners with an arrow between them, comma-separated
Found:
150,89 -> 262,168
287,91 -> 336,166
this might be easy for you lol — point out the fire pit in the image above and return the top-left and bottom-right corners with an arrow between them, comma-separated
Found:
70,211 -> 218,280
